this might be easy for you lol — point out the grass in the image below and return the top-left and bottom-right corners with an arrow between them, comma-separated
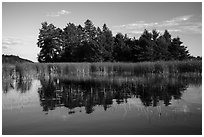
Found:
2,60 -> 202,94
2,60 -> 202,78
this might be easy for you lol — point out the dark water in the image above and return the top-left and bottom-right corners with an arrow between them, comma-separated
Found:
2,64 -> 202,135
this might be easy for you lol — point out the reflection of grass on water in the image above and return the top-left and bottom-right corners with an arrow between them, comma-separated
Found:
2,60 -> 201,93
2,60 -> 202,115
36,73 -> 201,114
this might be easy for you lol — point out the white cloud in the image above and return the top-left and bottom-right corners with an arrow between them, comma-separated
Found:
167,29 -> 182,32
47,10 -> 71,17
179,22 -> 202,34
160,15 -> 193,27
59,10 -> 70,15
2,37 -> 23,49
112,15 -> 201,37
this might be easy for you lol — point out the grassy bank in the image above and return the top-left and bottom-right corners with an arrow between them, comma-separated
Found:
38,60 -> 202,76
3,60 -> 202,78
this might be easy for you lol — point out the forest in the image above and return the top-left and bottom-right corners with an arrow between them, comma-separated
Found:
2,54 -> 33,64
37,19 -> 197,63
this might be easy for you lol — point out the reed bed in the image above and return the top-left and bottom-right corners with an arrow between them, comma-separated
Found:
3,60 -> 202,78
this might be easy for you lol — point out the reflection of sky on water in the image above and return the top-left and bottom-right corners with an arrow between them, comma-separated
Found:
182,86 -> 202,104
2,80 -> 41,111
170,86 -> 202,114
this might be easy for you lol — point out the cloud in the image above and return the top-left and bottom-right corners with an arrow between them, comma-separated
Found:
2,45 -> 9,49
178,22 -> 202,34
47,10 -> 71,17
112,15 -> 201,37
161,15 -> 193,27
2,37 -> 23,49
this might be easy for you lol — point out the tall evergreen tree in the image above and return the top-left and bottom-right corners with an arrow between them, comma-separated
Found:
61,23 -> 79,62
151,30 -> 171,60
37,22 -> 63,62
84,19 -> 97,41
100,24 -> 114,61
138,29 -> 154,61
129,38 -> 141,62
168,37 -> 190,60
152,29 -> 159,41
113,33 -> 126,61
82,20 -> 101,62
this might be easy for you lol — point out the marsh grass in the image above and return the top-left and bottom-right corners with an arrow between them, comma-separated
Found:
3,60 -> 202,79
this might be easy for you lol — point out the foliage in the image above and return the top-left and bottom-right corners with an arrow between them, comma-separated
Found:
2,54 -> 33,64
37,20 -> 193,62
37,22 -> 63,62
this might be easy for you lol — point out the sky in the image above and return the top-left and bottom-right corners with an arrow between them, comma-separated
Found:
2,2 -> 202,62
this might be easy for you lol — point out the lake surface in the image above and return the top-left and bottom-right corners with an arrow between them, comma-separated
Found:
2,64 -> 202,135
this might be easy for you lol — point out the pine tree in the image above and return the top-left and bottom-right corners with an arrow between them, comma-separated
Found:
62,23 -> 82,62
82,19 -> 101,62
100,24 -> 114,61
138,29 -> 154,61
168,37 -> 190,60
37,22 -> 63,62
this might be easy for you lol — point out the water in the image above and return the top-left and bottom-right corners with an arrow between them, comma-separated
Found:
2,64 -> 202,135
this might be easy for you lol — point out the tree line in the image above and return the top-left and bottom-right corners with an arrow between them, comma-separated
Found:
37,19 -> 193,63
2,54 -> 33,64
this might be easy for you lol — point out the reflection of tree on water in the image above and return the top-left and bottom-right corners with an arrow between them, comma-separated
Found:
2,64 -> 202,115
2,66 -> 33,93
38,75 -> 196,114
137,75 -> 188,107
38,78 -> 114,114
